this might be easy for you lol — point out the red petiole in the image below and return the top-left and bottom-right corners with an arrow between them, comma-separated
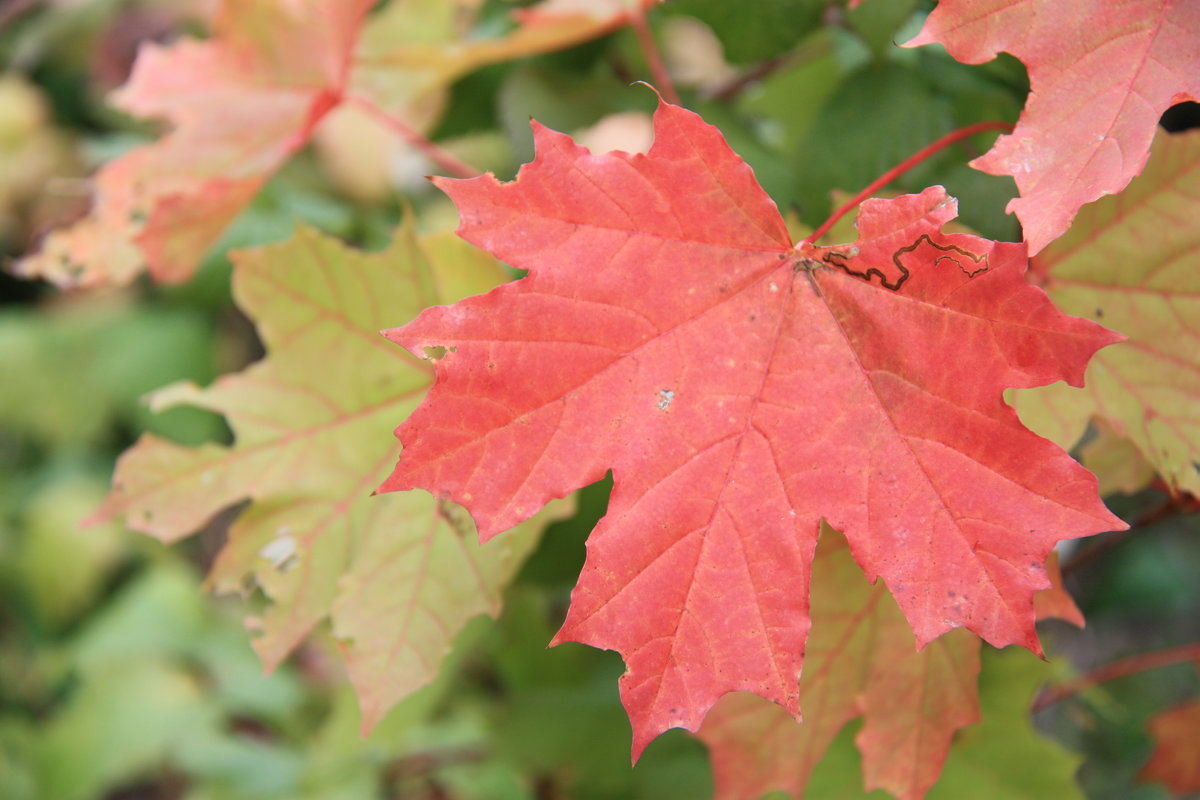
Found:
1032,643 -> 1200,712
801,120 -> 1015,246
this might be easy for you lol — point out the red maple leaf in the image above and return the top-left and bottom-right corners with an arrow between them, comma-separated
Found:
379,100 -> 1126,755
907,0 -> 1200,255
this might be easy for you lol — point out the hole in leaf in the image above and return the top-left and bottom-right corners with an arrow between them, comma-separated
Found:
259,534 -> 299,573
1160,101 -> 1200,133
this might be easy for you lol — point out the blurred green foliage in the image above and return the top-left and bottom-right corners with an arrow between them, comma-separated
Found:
0,1 -> 1196,798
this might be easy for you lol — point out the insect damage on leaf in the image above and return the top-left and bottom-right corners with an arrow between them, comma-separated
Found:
823,234 -> 992,291
377,99 -> 1126,757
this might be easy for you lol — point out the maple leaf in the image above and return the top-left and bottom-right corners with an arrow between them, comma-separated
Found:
906,0 -> 1200,255
18,0 -> 376,288
925,648 -> 1085,800
379,99 -> 1125,754
698,534 -> 1080,800
19,0 -> 643,288
698,529 -> 982,800
89,224 -> 567,727
1013,128 -> 1200,497
1139,699 -> 1200,795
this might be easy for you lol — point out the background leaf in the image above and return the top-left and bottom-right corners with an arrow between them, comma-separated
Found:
92,224 -> 566,725
1014,128 -> 1200,497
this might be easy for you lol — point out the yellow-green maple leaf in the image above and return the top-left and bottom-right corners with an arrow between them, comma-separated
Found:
91,224 -> 568,727
1015,129 -> 1200,496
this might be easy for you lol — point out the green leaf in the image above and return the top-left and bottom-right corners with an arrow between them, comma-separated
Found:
667,0 -> 824,64
794,63 -> 952,225
13,473 -> 125,631
782,649 -> 1083,799
845,0 -> 920,59
33,659 -> 212,800
0,301 -> 218,450
927,649 -> 1084,800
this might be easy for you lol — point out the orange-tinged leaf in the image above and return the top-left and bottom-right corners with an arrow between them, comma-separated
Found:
698,530 -> 982,800
379,100 -> 1126,755
19,0 -> 641,287
1033,551 -> 1084,628
317,0 -> 642,197
1014,129 -> 1200,496
1140,699 -> 1200,795
18,0 -> 374,287
907,0 -> 1200,255
90,224 -> 562,725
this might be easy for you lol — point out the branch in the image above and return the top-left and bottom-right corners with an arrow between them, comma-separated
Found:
383,744 -> 487,781
1061,489 -> 1199,576
1032,644 -> 1200,713
710,52 -> 795,103
709,35 -> 832,104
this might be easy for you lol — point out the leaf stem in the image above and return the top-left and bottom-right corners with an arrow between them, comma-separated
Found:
801,120 -> 1014,246
629,6 -> 681,106
346,95 -> 482,180
1032,643 -> 1200,713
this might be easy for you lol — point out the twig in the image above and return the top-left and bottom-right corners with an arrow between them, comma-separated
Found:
710,52 -> 795,103
346,95 -> 482,180
1061,490 -> 1199,576
1032,643 -> 1200,713
800,120 -> 1014,246
1059,530 -> 1133,577
709,35 -> 832,103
